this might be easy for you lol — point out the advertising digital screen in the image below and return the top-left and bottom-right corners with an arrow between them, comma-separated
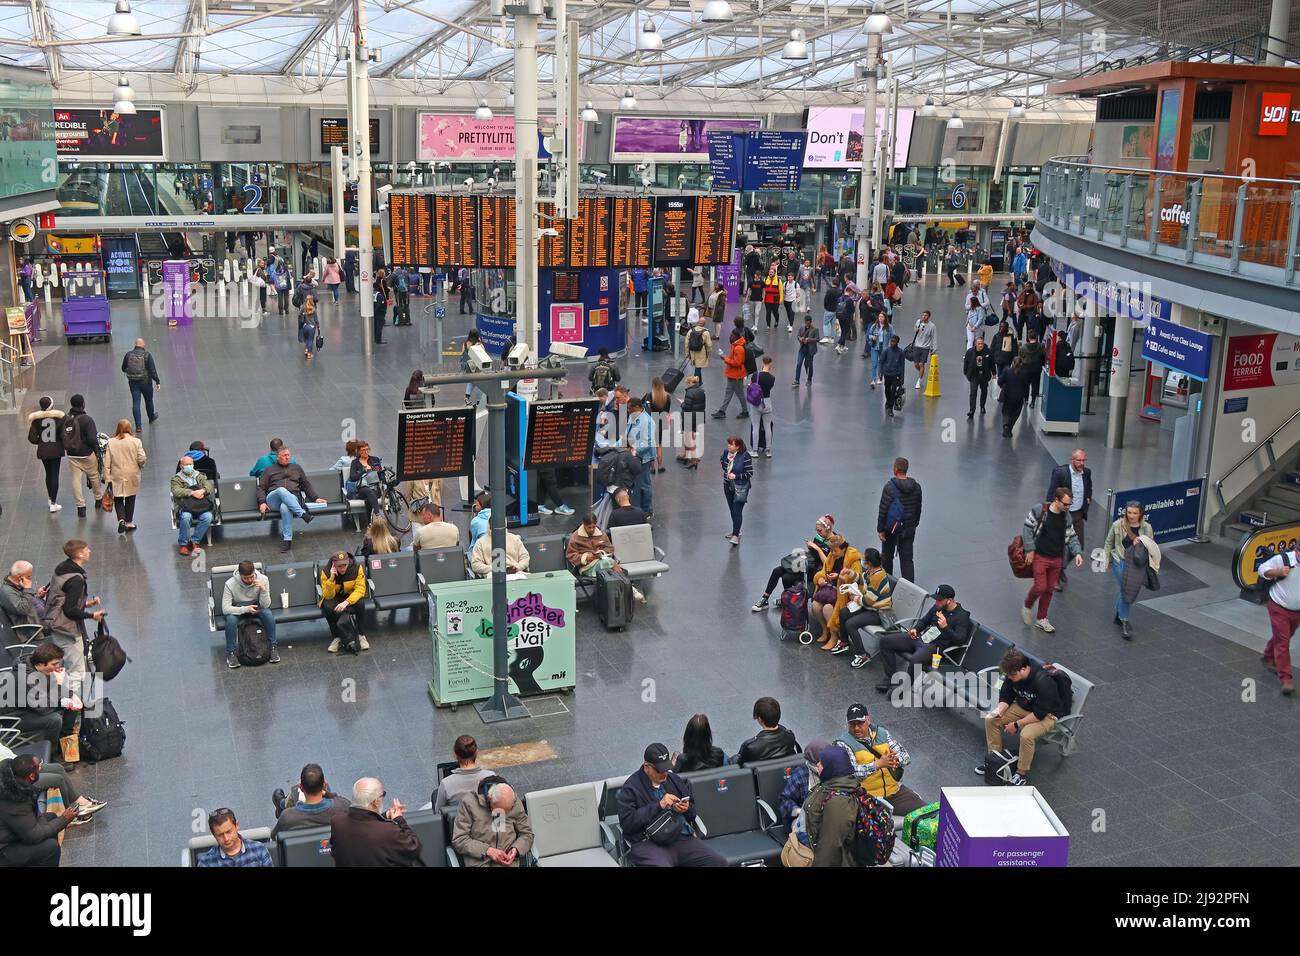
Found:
612,197 -> 653,268
432,195 -> 479,267
320,117 -> 380,155
53,108 -> 166,161
568,197 -> 612,268
101,235 -> 139,299
693,194 -> 736,266
609,115 -> 762,162
525,399 -> 600,470
802,106 -> 914,169
396,408 -> 476,481
416,112 -> 581,163
652,196 -> 695,266
388,194 -> 432,268
479,195 -> 517,268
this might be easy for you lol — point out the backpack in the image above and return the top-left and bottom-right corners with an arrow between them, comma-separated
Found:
1041,663 -> 1074,716
334,609 -> 362,655
849,789 -> 896,866
835,297 -> 855,323
746,380 -> 764,406
124,350 -> 147,381
687,328 -> 704,353
59,415 -> 87,456
590,362 -> 614,392
394,271 -> 409,292
779,580 -> 809,632
236,616 -> 272,666
89,618 -> 129,681
883,479 -> 906,535
292,286 -> 306,309
274,271 -> 289,292
79,698 -> 126,762
744,340 -> 763,363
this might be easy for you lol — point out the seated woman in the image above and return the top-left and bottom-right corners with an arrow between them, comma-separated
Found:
811,534 -> 862,653
751,514 -> 835,612
403,370 -> 427,409
837,548 -> 895,669
330,440 -> 360,496
348,441 -> 385,519
360,515 -> 401,558
671,714 -> 726,773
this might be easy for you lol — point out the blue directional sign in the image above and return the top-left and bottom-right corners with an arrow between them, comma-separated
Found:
1141,317 -> 1213,382
708,131 -> 742,191
708,130 -> 808,192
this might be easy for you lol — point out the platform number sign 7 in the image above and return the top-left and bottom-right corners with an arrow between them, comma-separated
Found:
1022,181 -> 1038,210
243,182 -> 264,214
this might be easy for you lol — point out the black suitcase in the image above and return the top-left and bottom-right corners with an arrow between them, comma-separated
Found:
595,568 -> 634,631
662,365 -> 685,393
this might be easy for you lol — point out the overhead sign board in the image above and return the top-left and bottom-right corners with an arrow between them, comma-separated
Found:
1140,317 -> 1214,382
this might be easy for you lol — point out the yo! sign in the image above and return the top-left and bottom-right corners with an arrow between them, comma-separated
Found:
1259,92 -> 1292,136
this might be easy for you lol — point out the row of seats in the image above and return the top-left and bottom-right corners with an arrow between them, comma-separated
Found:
170,468 -> 368,544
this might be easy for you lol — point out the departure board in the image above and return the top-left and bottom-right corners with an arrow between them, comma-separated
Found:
568,197 -> 612,268
388,194 -> 432,268
320,117 -> 380,155
525,399 -> 600,470
396,408 -> 476,481
652,196 -> 695,266
553,271 -> 580,302
536,202 -> 568,269
479,195 -> 517,268
692,194 -> 736,266
432,195 -> 479,267
611,196 -> 653,268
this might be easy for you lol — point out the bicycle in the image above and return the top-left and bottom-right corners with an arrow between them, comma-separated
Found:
377,467 -> 411,535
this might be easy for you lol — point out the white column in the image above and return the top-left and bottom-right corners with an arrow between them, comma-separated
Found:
854,32 -> 882,291
1107,313 -> 1133,448
354,0 -> 374,356
514,12 -> 540,356
1267,0 -> 1291,65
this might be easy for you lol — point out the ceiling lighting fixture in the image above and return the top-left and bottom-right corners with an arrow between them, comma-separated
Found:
106,0 -> 141,36
637,20 -> 664,53
920,96 -> 936,117
865,1 -> 894,35
701,0 -> 734,22
619,89 -> 637,110
505,87 -> 515,109
781,28 -> 809,61
113,74 -> 136,115
580,101 -> 598,122
475,100 -> 493,120
946,112 -> 964,130
1008,98 -> 1026,119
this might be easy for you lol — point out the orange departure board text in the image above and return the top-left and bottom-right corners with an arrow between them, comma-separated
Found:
553,271 -> 580,302
388,194 -> 432,268
568,197 -> 612,268
478,195 -> 517,268
537,201 -> 568,268
525,399 -> 600,469
693,194 -> 735,266
432,195 -> 479,267
611,197 -> 653,268
396,408 -> 476,481
652,196 -> 695,266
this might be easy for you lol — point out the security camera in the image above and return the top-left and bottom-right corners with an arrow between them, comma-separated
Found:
506,342 -> 532,368
463,176 -> 475,188
436,161 -> 451,169
591,170 -> 607,182
466,342 -> 492,371
539,227 -> 559,237
677,173 -> 687,187
547,342 -> 588,360
634,163 -> 648,172
492,166 -> 501,178
376,184 -> 393,197
486,176 -> 498,188
642,175 -> 652,188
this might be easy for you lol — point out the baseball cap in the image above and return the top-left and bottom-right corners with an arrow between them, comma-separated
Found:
330,551 -> 350,563
845,703 -> 869,723
932,584 -> 956,601
643,743 -> 672,773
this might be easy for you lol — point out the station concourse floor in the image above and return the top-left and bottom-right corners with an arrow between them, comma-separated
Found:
5,273 -> 1297,868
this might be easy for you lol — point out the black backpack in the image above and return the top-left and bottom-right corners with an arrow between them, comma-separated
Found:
687,328 -> 704,352
236,616 -> 272,666
79,698 -> 126,762
334,610 -> 362,655
59,414 -> 86,455
1041,664 -> 1074,716
1054,338 -> 1075,378
591,362 -> 614,392
124,350 -> 148,381
836,297 -> 855,323
90,618 -> 129,681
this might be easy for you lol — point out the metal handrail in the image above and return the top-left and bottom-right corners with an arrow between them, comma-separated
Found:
1044,157 -> 1300,189
1214,406 -> 1300,510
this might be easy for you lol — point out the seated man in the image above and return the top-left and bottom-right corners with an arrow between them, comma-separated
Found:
0,745 -> 105,825
257,446 -> 326,553
184,440 -> 220,482
433,735 -> 494,813
975,649 -> 1065,787
607,488 -> 647,529
875,584 -> 972,694
195,808 -> 274,867
410,499 -> 460,551
468,492 -> 492,549
249,437 -> 292,477
567,512 -> 647,603
171,456 -> 217,557
14,643 -> 82,752
835,702 -> 927,815
595,447 -> 643,504
0,754 -> 80,867
617,742 -> 725,867
331,777 -> 423,867
838,548 -> 895,669
452,776 -> 534,867
735,696 -> 800,766
470,528 -> 530,577
319,551 -> 368,653
0,560 -> 39,629
222,561 -> 279,669
270,763 -> 348,838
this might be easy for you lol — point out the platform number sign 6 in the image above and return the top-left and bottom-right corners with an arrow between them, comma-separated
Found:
950,183 -> 967,209
243,182 -> 264,214
1022,181 -> 1038,210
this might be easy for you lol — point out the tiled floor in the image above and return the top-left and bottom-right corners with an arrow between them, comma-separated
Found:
5,273 -> 1295,867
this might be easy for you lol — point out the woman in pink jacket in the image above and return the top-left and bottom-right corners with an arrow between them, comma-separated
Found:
322,257 -> 343,303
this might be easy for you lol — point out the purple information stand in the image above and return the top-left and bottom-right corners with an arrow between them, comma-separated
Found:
936,787 -> 1070,867
163,260 -> 192,327
716,247 -> 742,314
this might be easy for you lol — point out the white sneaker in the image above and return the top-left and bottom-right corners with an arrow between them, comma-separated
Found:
631,586 -> 647,605
48,502 -> 62,513
1020,606 -> 1033,626
359,635 -> 371,650
327,638 -> 341,653
1035,618 -> 1056,633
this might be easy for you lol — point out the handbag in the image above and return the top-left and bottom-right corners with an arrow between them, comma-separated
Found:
901,329 -> 921,363
645,808 -> 685,846
1007,534 -> 1034,578
315,331 -> 325,350
1145,565 -> 1161,592
730,479 -> 750,504
99,488 -> 114,512
90,617 -> 130,681
59,727 -> 81,764
781,829 -> 814,867
813,584 -> 837,605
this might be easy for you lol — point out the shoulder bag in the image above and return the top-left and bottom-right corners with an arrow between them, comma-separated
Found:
902,328 -> 921,363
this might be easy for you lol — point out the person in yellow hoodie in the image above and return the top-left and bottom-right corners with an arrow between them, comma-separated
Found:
319,550 -> 368,653
812,534 -> 862,650
834,703 -> 928,814
837,548 -> 894,667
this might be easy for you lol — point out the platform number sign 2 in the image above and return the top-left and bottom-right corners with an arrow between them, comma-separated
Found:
950,183 -> 967,209
1022,181 -> 1038,210
243,182 -> 264,214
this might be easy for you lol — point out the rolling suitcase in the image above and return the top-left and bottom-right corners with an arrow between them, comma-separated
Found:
662,364 -> 686,394
595,568 -> 634,631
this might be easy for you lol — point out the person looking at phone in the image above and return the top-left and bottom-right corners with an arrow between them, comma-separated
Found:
834,703 -> 927,814
617,743 -> 725,867
875,584 -> 971,694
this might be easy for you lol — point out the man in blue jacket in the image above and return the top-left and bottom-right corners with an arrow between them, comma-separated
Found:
617,743 -> 726,867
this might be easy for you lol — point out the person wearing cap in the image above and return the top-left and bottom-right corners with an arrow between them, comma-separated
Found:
875,585 -> 972,694
318,550 -> 368,653
835,704 -> 926,814
409,499 -> 460,551
801,744 -> 864,867
616,743 -> 725,867
735,696 -> 800,766
750,515 -> 834,612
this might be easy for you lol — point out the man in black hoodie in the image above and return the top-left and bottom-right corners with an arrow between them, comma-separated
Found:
877,457 -> 922,582
976,649 -> 1065,787
60,394 -> 102,518
964,336 -> 994,419
0,755 -> 78,866
735,696 -> 800,765
41,539 -> 103,702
